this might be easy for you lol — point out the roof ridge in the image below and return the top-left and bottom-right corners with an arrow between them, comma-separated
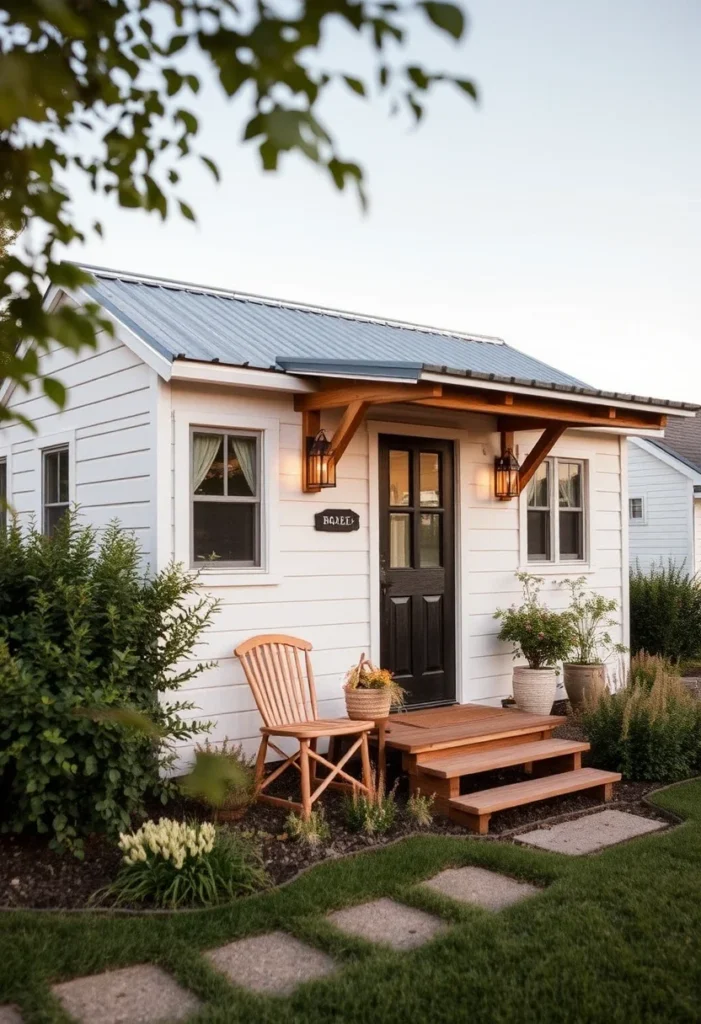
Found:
71,261 -> 505,347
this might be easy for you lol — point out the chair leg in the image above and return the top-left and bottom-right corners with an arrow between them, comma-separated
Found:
254,735 -> 269,796
360,732 -> 374,801
300,739 -> 312,820
309,738 -> 317,787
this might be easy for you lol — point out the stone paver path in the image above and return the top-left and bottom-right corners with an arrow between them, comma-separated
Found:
423,865 -> 540,910
327,897 -> 445,950
206,931 -> 336,995
517,809 -> 666,855
0,1006 -> 22,1024
52,964 -> 201,1024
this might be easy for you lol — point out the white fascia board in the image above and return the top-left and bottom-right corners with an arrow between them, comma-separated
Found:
631,437 -> 701,484
419,371 -> 697,417
569,426 -> 666,438
170,361 -> 314,393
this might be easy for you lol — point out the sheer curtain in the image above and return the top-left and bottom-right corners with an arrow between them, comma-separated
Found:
192,434 -> 221,492
231,437 -> 256,493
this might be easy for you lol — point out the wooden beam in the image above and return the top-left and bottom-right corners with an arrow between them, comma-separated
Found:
414,389 -> 664,430
295,381 -> 442,412
329,400 -> 369,465
301,409 -> 321,493
501,430 -> 514,454
518,426 -> 567,494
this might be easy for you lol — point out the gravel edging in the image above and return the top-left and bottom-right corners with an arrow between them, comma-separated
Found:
0,778 -> 694,917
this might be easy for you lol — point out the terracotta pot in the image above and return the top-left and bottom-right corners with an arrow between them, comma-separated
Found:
563,663 -> 607,709
512,666 -> 558,715
344,685 -> 391,720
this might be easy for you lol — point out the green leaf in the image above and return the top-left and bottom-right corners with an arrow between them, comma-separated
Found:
178,200 -> 195,222
200,156 -> 220,183
43,378 -> 66,409
420,2 -> 465,40
455,78 -> 478,100
343,76 -> 366,97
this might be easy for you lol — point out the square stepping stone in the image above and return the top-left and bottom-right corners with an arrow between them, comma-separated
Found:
206,931 -> 335,996
516,809 -> 666,855
52,964 -> 201,1024
0,1007 -> 22,1024
327,897 -> 445,950
422,865 -> 540,911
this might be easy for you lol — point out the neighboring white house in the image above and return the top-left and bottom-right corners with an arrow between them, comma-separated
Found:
628,418 -> 701,575
1,265 -> 696,766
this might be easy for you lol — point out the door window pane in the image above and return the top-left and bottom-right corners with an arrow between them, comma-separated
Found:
527,462 -> 550,508
527,510 -> 551,561
558,462 -> 581,508
193,433 -> 225,495
419,452 -> 440,507
389,450 -> 410,506
419,513 -> 441,567
559,511 -> 584,560
389,513 -> 411,567
193,502 -> 257,563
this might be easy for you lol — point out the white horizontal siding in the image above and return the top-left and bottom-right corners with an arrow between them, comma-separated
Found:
695,499 -> 701,575
628,441 -> 693,573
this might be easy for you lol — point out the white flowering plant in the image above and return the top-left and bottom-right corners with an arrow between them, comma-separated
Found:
100,817 -> 267,908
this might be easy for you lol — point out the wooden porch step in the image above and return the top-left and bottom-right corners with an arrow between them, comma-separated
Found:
449,768 -> 622,834
385,711 -> 565,755
416,738 -> 590,778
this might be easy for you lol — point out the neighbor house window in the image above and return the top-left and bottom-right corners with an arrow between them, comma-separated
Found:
0,459 -> 6,532
191,429 -> 261,566
43,446 -> 70,536
629,497 -> 645,523
527,458 -> 585,563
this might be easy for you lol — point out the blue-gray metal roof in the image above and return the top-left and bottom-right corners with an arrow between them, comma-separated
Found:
76,265 -> 698,410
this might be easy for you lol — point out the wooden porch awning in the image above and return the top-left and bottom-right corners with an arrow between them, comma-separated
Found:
295,378 -> 669,494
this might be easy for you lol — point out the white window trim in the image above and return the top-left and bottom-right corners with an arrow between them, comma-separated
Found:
519,454 -> 593,573
31,429 -> 77,527
173,409 -> 280,587
629,495 -> 647,525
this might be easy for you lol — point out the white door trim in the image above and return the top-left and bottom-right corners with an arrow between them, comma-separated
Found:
366,420 -> 469,705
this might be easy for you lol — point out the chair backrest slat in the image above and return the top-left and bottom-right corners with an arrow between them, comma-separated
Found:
234,634 -> 317,728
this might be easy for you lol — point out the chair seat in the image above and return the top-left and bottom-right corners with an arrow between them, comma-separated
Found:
261,717 -> 374,738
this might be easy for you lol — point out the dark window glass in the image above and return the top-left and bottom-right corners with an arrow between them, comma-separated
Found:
559,511 -> 584,560
389,450 -> 410,506
193,503 -> 257,564
629,497 -> 644,520
419,512 -> 441,567
227,436 -> 256,496
43,447 -> 70,536
527,462 -> 549,508
419,453 -> 440,507
558,461 -> 581,508
0,460 -> 6,532
527,510 -> 551,561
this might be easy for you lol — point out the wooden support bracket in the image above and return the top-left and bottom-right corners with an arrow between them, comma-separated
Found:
517,425 -> 567,494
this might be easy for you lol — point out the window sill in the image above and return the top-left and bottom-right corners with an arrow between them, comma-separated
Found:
519,563 -> 594,576
192,570 -> 282,588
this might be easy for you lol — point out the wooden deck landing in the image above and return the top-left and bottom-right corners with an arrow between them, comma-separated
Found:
384,703 -> 616,833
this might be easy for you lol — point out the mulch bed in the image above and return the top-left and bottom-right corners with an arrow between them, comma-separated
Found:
0,705 -> 676,911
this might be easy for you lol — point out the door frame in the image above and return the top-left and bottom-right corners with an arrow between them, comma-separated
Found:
367,420 -> 469,705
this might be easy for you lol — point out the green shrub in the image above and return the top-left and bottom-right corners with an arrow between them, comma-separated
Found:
630,561 -> 701,662
0,512 -> 217,854
285,808 -> 330,846
495,572 -> 575,669
100,818 -> 267,908
406,790 -> 434,827
343,785 -> 397,835
194,738 -> 256,817
581,654 -> 701,782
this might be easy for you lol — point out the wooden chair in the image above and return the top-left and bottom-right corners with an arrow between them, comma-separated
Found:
235,634 -> 374,819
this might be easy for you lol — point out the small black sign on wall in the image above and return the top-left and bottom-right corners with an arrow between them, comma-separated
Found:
314,509 -> 360,533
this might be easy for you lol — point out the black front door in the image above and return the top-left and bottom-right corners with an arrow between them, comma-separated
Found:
379,435 -> 456,707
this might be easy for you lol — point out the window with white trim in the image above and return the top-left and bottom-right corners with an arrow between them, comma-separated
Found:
43,446 -> 70,536
0,459 -> 6,532
526,458 -> 585,563
629,496 -> 646,523
191,428 -> 261,566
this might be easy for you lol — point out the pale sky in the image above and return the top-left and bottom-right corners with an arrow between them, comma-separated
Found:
60,0 -> 701,404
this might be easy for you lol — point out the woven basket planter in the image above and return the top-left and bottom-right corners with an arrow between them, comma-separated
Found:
344,685 -> 392,720
512,666 -> 558,715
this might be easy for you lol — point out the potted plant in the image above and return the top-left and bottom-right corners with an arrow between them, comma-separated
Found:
559,577 -> 627,709
495,573 -> 575,715
344,654 -> 406,719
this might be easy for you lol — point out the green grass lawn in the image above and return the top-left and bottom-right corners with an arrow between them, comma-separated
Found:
2,782 -> 701,1023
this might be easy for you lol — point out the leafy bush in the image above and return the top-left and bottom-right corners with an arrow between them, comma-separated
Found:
285,808 -> 330,846
581,654 -> 701,782
343,785 -> 398,835
101,818 -> 267,908
630,561 -> 701,663
495,573 -> 575,669
193,738 -> 255,817
560,577 -> 626,665
406,791 -> 434,827
0,512 -> 216,854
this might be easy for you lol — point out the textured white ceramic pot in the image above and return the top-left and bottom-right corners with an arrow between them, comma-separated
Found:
512,666 -> 558,715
